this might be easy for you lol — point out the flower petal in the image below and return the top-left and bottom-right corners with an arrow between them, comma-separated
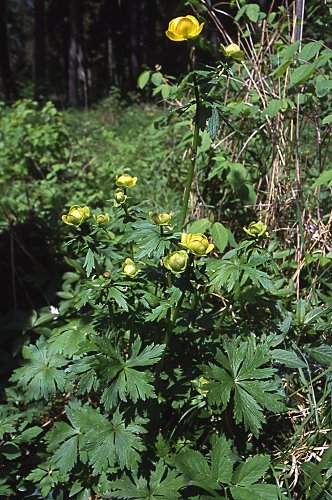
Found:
165,30 -> 185,41
188,22 -> 204,38
169,16 -> 184,31
185,15 -> 200,28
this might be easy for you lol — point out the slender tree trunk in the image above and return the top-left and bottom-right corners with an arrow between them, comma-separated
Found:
127,0 -> 140,88
147,0 -> 156,68
34,0 -> 46,100
0,0 -> 18,101
68,0 -> 83,107
105,0 -> 117,86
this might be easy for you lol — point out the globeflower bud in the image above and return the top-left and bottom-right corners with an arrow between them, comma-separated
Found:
61,205 -> 90,227
243,221 -> 267,238
180,233 -> 214,256
149,211 -> 172,226
122,258 -> 139,278
166,15 -> 204,42
163,250 -> 188,274
93,213 -> 110,224
197,376 -> 209,396
114,188 -> 128,207
220,43 -> 245,63
115,173 -> 137,188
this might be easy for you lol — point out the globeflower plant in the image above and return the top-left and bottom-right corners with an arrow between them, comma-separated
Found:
122,258 -> 139,278
220,43 -> 245,63
114,188 -> 128,207
164,250 -> 189,274
243,220 -> 267,238
116,173 -> 137,188
93,213 -> 110,224
149,211 -> 172,226
166,15 -> 204,42
61,205 -> 90,227
180,233 -> 214,256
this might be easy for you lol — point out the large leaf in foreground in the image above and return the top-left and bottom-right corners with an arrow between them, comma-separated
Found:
200,336 -> 285,436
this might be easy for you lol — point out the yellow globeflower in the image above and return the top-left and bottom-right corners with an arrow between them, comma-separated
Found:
122,258 -> 139,278
93,213 -> 110,224
166,15 -> 204,42
243,221 -> 267,238
149,211 -> 172,226
115,174 -> 137,188
220,43 -> 245,63
180,233 -> 214,256
61,205 -> 90,227
114,189 -> 127,207
164,250 -> 188,274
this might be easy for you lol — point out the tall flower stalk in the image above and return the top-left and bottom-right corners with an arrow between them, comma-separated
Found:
165,15 -> 204,229
179,45 -> 201,228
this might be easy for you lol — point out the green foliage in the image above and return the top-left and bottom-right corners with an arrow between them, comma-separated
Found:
174,436 -> 278,498
1,4 -> 332,499
10,339 -> 67,401
201,337 -> 285,435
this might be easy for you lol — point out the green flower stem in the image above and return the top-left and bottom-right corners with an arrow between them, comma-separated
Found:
179,45 -> 200,229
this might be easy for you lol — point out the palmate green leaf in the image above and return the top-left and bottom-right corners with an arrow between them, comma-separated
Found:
48,320 -> 92,357
109,461 -> 185,499
67,355 -> 99,394
46,421 -> 82,474
10,339 -> 67,401
94,336 -> 165,408
48,403 -> 147,474
201,337 -> 285,436
75,406 -> 147,473
174,436 -> 235,494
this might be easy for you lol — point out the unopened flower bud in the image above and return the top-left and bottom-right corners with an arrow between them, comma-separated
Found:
164,250 -> 188,274
220,43 -> 245,63
114,188 -> 127,207
180,233 -> 214,256
93,213 -> 110,224
122,258 -> 139,278
149,211 -> 172,226
243,221 -> 267,238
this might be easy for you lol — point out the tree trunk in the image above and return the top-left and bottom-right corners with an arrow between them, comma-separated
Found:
147,0 -> 156,68
68,0 -> 85,107
0,0 -> 18,101
34,0 -> 46,100
127,0 -> 140,88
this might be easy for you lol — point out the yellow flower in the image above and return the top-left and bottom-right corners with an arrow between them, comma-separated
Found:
93,213 -> 110,224
122,258 -> 139,278
164,250 -> 188,274
115,173 -> 137,188
61,205 -> 90,227
243,221 -> 267,238
197,376 -> 209,396
166,15 -> 204,42
180,233 -> 214,256
149,211 -> 172,226
114,189 -> 128,207
220,43 -> 245,63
